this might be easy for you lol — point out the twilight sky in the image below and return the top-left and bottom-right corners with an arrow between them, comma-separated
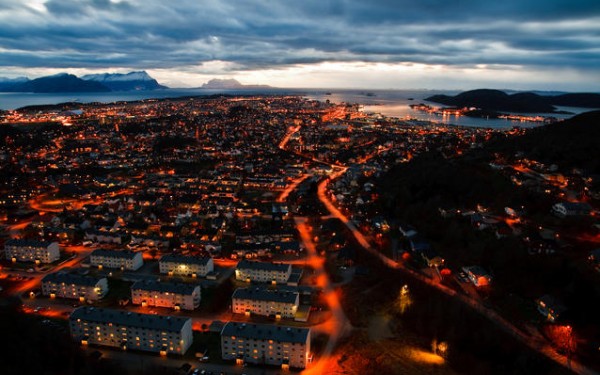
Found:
1,0 -> 599,90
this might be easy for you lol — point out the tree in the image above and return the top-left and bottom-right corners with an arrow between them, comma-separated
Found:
394,284 -> 412,314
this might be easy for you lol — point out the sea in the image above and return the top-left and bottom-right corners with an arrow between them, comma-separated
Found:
0,88 -> 594,129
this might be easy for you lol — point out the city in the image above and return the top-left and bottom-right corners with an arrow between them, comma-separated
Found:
1,1 -> 600,375
0,94 -> 598,375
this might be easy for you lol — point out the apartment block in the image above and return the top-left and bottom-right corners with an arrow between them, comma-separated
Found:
42,272 -> 108,301
232,287 -> 299,318
5,239 -> 60,264
131,280 -> 201,311
89,249 -> 143,271
159,254 -> 214,277
221,322 -> 310,369
235,259 -> 292,284
69,307 -> 193,355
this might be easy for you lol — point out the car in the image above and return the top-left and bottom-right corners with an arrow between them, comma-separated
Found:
178,363 -> 192,373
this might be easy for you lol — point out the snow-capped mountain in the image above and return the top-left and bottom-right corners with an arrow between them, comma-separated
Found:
81,71 -> 167,91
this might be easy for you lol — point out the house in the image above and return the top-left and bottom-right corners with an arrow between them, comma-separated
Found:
89,249 -> 143,271
462,265 -> 492,287
131,280 -> 201,311
220,322 -> 310,369
552,202 -> 592,218
589,248 -> 600,272
536,295 -> 566,322
235,259 -> 292,284
4,239 -> 60,264
232,287 -> 300,318
416,247 -> 444,268
69,307 -> 193,355
42,272 -> 108,301
84,230 -> 124,244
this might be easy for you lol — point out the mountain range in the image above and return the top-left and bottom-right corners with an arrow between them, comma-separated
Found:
425,89 -> 600,113
0,71 -> 166,93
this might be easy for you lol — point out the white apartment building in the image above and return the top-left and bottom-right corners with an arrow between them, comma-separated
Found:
5,239 -> 60,264
232,287 -> 299,319
159,254 -> 214,277
42,272 -> 108,301
69,307 -> 193,355
221,322 -> 310,369
235,259 -> 292,284
90,249 -> 143,271
131,280 -> 201,311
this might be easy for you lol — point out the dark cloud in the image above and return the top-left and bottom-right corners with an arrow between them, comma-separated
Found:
0,0 -> 598,79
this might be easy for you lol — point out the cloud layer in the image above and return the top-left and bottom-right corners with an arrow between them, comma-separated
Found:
0,1 -> 599,89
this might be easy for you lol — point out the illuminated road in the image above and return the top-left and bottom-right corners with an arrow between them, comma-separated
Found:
295,217 -> 352,375
276,174 -> 310,203
278,125 -> 301,150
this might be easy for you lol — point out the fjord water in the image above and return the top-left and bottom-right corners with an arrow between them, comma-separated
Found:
0,88 -> 589,128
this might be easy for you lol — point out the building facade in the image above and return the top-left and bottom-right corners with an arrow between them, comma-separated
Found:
4,239 -> 60,264
131,280 -> 201,311
89,249 -> 143,271
232,287 -> 299,318
221,322 -> 310,369
42,272 -> 108,301
235,260 -> 292,284
69,307 -> 193,355
159,254 -> 214,277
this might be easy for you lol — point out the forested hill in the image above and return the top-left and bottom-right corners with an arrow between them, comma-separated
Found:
426,89 -> 600,113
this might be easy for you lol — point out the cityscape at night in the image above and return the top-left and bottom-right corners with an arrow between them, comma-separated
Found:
1,1 -> 599,375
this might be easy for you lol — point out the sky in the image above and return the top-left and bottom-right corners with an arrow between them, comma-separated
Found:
0,0 -> 599,91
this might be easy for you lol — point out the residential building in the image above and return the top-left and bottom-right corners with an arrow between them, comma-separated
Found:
4,239 -> 60,264
131,280 -> 201,311
462,265 -> 492,287
589,248 -> 600,272
552,202 -> 592,217
84,230 -> 124,244
42,272 -> 108,301
220,322 -> 310,369
536,295 -> 567,322
69,307 -> 193,355
235,259 -> 292,284
232,287 -> 299,318
159,254 -> 214,277
89,249 -> 143,271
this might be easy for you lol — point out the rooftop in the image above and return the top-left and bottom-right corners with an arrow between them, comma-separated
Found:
91,249 -> 140,260
5,239 -> 56,248
42,272 -> 105,287
237,259 -> 291,273
160,253 -> 212,266
70,307 -> 191,332
232,287 -> 298,304
221,322 -> 309,344
131,280 -> 200,295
